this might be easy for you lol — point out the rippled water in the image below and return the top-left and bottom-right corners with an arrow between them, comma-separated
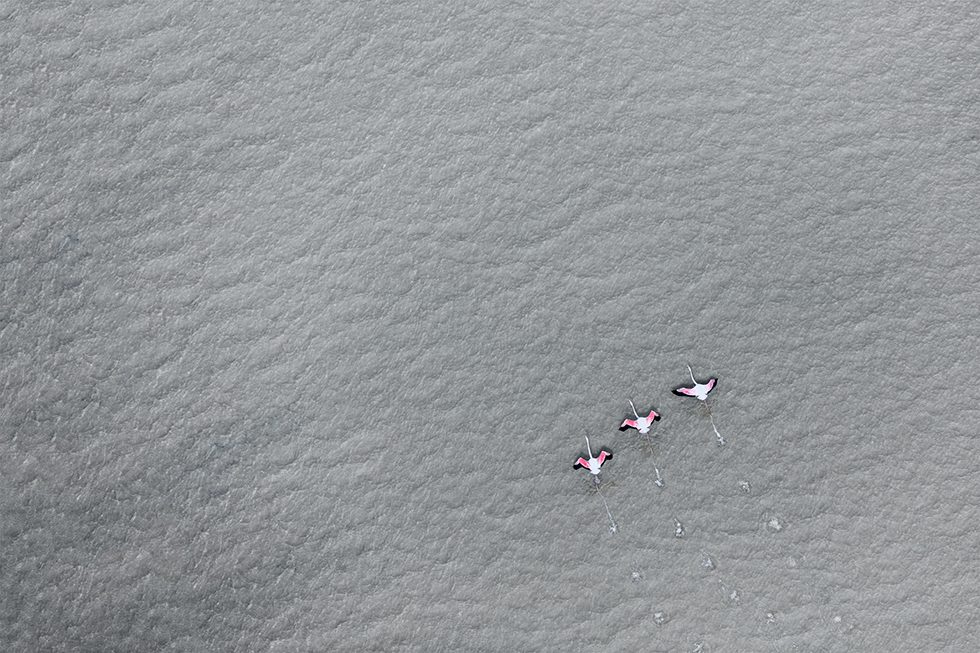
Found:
3,2 -> 979,651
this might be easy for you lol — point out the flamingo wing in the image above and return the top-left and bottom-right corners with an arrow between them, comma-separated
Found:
573,457 -> 591,470
673,385 -> 697,397
646,410 -> 661,422
597,450 -> 613,465
705,378 -> 717,393
620,418 -> 636,430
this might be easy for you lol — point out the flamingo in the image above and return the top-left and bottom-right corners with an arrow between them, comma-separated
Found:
619,399 -> 661,434
672,364 -> 725,445
572,436 -> 617,533
619,400 -> 665,486
672,365 -> 717,401
573,436 -> 613,475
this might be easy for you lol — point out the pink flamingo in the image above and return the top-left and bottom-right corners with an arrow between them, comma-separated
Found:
672,366 -> 717,401
573,436 -> 613,475
673,364 -> 725,445
573,436 -> 617,533
619,399 -> 661,434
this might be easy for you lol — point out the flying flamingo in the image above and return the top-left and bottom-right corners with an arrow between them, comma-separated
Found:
619,400 -> 665,487
672,366 -> 717,401
672,364 -> 725,445
619,400 -> 660,434
573,436 -> 617,533
573,436 -> 613,475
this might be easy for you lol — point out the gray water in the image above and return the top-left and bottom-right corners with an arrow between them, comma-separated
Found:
3,2 -> 979,651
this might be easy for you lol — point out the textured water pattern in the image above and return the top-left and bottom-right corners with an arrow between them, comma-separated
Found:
3,2 -> 980,652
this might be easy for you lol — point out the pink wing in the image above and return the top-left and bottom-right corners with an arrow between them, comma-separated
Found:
621,418 -> 636,429
673,385 -> 697,396
574,457 -> 591,470
646,410 -> 660,422
597,450 -> 612,465
705,378 -> 717,392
